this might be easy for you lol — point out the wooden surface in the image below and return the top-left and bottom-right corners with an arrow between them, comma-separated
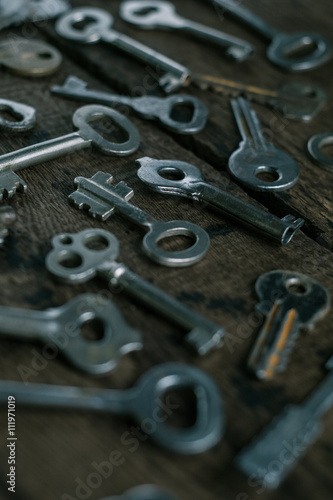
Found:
0,1 -> 332,499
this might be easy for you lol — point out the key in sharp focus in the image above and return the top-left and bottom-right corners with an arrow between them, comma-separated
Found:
136,157 -> 304,245
0,105 -> 140,201
236,355 -> 333,488
102,485 -> 180,500
0,362 -> 225,453
248,270 -> 330,380
229,97 -> 299,191
209,0 -> 332,71
120,0 -> 253,62
46,228 -> 225,355
51,75 -> 208,135
0,206 -> 16,246
56,7 -> 191,93
69,171 -> 210,267
193,74 -> 327,122
0,294 -> 142,375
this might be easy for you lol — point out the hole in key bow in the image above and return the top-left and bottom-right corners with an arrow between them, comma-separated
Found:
0,106 -> 24,123
283,38 -> 318,59
170,102 -> 195,124
80,318 -> 105,342
72,17 -> 97,31
83,234 -> 110,251
88,115 -> 130,144
286,278 -> 308,295
158,167 -> 185,181
38,51 -> 52,59
255,166 -> 280,182
162,388 -> 198,429
58,251 -> 83,269
59,235 -> 73,245
157,233 -> 195,252
134,6 -> 159,16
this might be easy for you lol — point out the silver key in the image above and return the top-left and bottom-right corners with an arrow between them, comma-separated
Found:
46,229 -> 225,355
0,104 -> 140,201
120,0 -> 253,62
0,98 -> 36,132
0,362 -> 225,453
307,132 -> 333,173
0,206 -> 16,246
229,97 -> 299,191
56,7 -> 190,93
0,294 -> 142,375
236,355 -> 333,488
102,485 -> 180,500
0,0 -> 69,29
248,270 -> 330,380
51,75 -> 208,135
136,157 -> 304,245
69,172 -> 210,267
210,0 -> 332,71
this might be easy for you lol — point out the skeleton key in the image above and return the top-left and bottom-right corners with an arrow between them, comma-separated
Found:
0,206 -> 16,246
193,74 -> 327,122
46,229 -> 225,355
0,98 -> 36,132
229,97 -> 299,191
102,485 -> 179,500
51,75 -> 208,135
0,105 -> 140,201
248,270 -> 330,380
120,0 -> 253,62
0,37 -> 62,76
69,172 -> 210,267
56,7 -> 190,93
0,362 -> 225,453
236,355 -> 333,488
210,0 -> 332,71
136,157 -> 304,245
0,294 -> 142,375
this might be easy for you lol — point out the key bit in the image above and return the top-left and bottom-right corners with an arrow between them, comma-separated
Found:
0,206 -> 16,246
248,270 -> 330,380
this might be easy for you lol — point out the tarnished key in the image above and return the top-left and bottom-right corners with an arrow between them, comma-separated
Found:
229,97 -> 299,191
56,7 -> 191,93
51,75 -> 208,135
46,229 -> 225,355
0,98 -> 36,132
136,157 -> 304,245
0,104 -> 140,200
0,37 -> 62,76
248,270 -> 330,380
120,0 -> 253,62
0,294 -> 142,375
69,172 -> 210,267
0,206 -> 16,246
193,74 -> 327,122
0,362 -> 225,453
210,0 -> 332,71
102,485 -> 180,500
236,355 -> 333,488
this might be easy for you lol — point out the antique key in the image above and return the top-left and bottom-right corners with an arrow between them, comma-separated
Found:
193,75 -> 327,122
0,0 -> 69,29
209,0 -> 331,71
46,229 -> 225,355
56,7 -> 190,93
102,485 -> 179,500
307,132 -> 333,173
69,172 -> 210,267
248,270 -> 330,380
236,355 -> 333,488
229,97 -> 299,191
0,362 -> 225,453
0,105 -> 140,200
0,206 -> 16,246
0,98 -> 36,132
0,294 -> 142,375
120,0 -> 253,62
51,75 -> 208,135
136,157 -> 304,245
0,38 -> 62,76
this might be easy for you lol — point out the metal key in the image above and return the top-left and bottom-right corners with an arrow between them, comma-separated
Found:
0,206 -> 16,246
136,157 -> 304,245
51,76 -> 208,135
236,355 -> 333,488
0,294 -> 142,375
56,7 -> 190,93
102,485 -> 179,500
69,172 -> 210,267
0,362 -> 225,453
0,104 -> 140,201
0,37 -> 62,76
0,0 -> 69,29
229,97 -> 299,191
248,270 -> 330,380
307,132 -> 333,173
0,98 -> 36,132
210,0 -> 332,71
46,229 -> 225,355
120,0 -> 253,62
193,74 -> 327,122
